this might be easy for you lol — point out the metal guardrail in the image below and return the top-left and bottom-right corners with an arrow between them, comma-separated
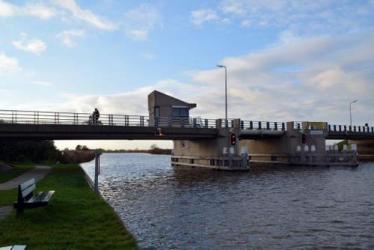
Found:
327,124 -> 374,134
0,109 -> 372,134
241,120 -> 286,131
0,109 -> 287,130
0,110 -> 219,128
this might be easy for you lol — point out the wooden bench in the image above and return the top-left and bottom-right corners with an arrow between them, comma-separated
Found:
13,178 -> 55,215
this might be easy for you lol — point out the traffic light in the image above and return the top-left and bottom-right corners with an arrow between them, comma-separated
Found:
230,133 -> 237,145
301,133 -> 306,144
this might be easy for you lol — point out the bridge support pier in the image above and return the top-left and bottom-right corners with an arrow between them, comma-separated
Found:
171,119 -> 249,171
241,122 -> 358,167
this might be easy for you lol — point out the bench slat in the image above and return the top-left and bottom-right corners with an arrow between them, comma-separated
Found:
26,191 -> 55,204
40,191 -> 55,203
20,178 -> 35,190
21,184 -> 35,198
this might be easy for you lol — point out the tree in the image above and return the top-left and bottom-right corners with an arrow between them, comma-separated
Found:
0,139 -> 60,162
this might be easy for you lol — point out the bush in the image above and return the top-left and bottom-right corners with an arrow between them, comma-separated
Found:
0,139 -> 60,163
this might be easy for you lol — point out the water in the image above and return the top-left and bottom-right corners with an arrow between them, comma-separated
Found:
82,153 -> 374,249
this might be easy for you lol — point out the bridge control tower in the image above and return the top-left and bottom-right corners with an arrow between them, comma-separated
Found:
147,90 -> 249,171
148,90 -> 196,127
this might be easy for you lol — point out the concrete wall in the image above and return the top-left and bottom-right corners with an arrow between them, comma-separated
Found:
349,139 -> 374,161
173,128 -> 239,158
240,122 -> 328,164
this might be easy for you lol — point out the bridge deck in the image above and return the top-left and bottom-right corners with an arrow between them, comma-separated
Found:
0,109 -> 373,141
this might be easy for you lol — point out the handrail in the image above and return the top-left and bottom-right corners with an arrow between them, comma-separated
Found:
0,109 -> 372,133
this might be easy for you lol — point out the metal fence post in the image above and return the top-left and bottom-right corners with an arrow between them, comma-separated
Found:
94,152 -> 101,194
140,116 -> 144,127
74,113 -> 78,125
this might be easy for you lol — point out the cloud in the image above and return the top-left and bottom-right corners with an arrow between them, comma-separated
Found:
23,3 -> 55,19
215,0 -> 374,34
56,29 -> 85,47
52,0 -> 116,30
190,31 -> 374,123
191,9 -> 218,26
0,52 -> 21,73
51,30 -> 374,125
32,80 -> 53,87
123,4 -> 162,41
12,34 -> 47,55
0,0 -> 55,19
0,0 -> 15,17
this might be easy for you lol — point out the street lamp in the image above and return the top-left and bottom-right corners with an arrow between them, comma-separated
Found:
350,99 -> 358,127
217,64 -> 228,128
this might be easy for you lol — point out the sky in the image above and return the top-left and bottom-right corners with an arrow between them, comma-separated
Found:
0,0 -> 373,150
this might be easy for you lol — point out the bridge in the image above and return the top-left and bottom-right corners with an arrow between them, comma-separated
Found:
1,91 -> 373,171
0,110 -> 373,140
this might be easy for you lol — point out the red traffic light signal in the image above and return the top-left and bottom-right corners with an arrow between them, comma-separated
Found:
230,133 -> 237,145
301,133 -> 306,144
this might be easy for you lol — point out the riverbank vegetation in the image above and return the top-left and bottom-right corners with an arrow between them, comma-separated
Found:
0,140 -> 60,163
0,163 -> 137,249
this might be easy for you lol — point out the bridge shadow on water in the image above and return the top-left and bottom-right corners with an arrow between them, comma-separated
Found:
170,163 -> 361,187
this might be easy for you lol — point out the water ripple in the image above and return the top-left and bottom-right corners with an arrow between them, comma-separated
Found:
82,153 -> 374,249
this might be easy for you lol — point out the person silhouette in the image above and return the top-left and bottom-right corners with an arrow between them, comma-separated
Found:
93,108 -> 100,124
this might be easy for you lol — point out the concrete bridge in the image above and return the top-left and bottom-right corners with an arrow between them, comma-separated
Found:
1,91 -> 373,170
1,110 -> 373,140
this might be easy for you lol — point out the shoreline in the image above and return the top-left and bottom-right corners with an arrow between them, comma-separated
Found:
0,163 -> 137,249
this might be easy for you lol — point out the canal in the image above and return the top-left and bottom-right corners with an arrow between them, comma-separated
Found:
82,153 -> 374,249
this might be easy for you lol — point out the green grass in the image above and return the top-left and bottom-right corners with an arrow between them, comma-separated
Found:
0,164 -> 137,250
0,162 -> 35,183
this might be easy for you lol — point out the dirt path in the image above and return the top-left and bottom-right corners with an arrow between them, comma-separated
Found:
0,166 -> 51,191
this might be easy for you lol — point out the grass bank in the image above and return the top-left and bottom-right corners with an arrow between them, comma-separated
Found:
0,163 -> 35,183
0,163 -> 137,250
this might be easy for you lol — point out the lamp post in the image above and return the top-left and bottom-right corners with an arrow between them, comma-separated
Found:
217,64 -> 228,128
350,100 -> 358,127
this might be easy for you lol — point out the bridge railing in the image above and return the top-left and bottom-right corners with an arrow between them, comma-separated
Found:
0,110 -> 222,129
241,120 -> 286,131
0,109 -> 291,131
5,109 -> 371,134
328,124 -> 374,134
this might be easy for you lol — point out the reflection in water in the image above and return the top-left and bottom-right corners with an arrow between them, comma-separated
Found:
82,153 -> 374,249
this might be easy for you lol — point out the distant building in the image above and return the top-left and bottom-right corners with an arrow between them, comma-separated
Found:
148,90 -> 196,127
